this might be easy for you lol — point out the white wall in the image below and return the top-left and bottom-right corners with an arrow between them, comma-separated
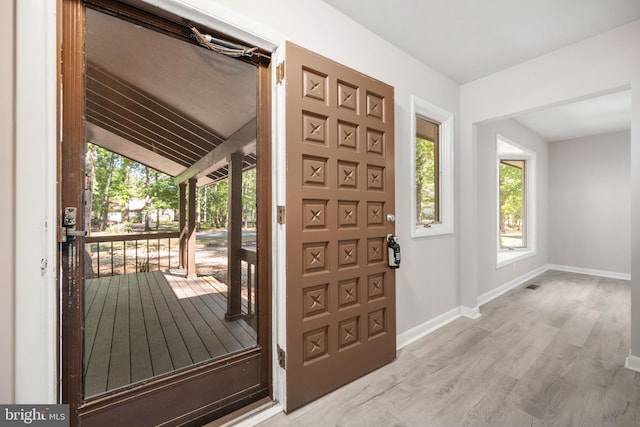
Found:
549,130 -> 631,275
14,0 -> 462,402
1,0 -> 15,404
460,20 -> 640,356
476,119 -> 549,296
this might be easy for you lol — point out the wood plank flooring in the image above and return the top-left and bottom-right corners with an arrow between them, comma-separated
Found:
256,270 -> 640,427
84,271 -> 257,398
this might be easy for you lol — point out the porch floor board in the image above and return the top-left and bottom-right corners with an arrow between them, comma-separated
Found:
83,271 -> 257,398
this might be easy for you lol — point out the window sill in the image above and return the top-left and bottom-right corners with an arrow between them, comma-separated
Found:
496,249 -> 536,268
412,223 -> 454,238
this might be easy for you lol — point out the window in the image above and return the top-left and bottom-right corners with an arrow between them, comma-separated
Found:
496,135 -> 536,267
416,117 -> 439,223
499,159 -> 526,248
411,96 -> 454,238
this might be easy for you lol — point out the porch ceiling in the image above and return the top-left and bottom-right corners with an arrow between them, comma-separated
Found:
85,7 -> 258,184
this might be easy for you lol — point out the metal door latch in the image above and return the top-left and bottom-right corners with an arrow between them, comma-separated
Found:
59,207 -> 87,243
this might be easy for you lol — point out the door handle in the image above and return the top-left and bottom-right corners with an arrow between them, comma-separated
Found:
387,234 -> 400,269
59,206 -> 87,242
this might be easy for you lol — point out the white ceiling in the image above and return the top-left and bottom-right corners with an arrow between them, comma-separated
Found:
322,0 -> 639,141
322,0 -> 640,84
514,90 -> 632,142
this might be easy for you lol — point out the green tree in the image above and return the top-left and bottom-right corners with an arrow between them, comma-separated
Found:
199,179 -> 229,228
196,168 -> 256,229
87,143 -> 178,232
242,168 -> 257,228
87,143 -> 130,231
416,137 -> 436,223
148,170 -> 179,229
499,160 -> 524,232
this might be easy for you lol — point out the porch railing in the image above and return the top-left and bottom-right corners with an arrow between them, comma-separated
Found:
85,232 -> 181,278
239,247 -> 257,319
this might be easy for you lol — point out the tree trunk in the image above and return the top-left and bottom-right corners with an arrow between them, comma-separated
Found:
99,153 -> 116,231
203,186 -> 208,225
85,148 -> 94,233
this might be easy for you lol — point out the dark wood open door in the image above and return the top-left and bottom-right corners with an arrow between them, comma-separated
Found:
60,1 -> 271,425
284,42 -> 396,411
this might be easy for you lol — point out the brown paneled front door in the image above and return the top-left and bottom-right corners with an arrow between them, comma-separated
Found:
284,42 -> 397,411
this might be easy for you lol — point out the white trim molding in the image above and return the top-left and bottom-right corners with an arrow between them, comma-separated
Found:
496,248 -> 536,268
397,305 -> 481,351
410,95 -> 455,238
271,41 -> 287,410
496,134 -> 537,268
547,264 -> 631,281
15,0 -> 58,404
460,306 -> 481,320
625,353 -> 640,373
478,264 -> 630,308
397,306 -> 465,350
478,265 -> 549,306
143,0 -> 283,51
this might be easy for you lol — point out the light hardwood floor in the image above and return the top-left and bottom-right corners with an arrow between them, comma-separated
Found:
256,270 -> 640,427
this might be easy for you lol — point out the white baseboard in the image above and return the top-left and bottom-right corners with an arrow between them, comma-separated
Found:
478,264 -> 550,306
625,353 -> 640,373
460,305 -> 481,320
396,306 -> 465,350
547,264 -> 631,281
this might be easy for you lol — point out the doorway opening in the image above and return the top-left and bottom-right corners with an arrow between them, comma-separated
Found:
83,145 -> 259,398
60,1 -> 272,424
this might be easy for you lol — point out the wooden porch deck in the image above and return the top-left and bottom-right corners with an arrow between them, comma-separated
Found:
83,271 -> 257,398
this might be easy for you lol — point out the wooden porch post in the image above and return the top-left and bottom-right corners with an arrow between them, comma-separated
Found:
226,152 -> 243,320
186,178 -> 197,279
179,182 -> 186,269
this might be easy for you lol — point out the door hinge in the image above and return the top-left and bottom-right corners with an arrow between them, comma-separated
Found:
277,205 -> 286,224
276,61 -> 285,84
277,345 -> 286,369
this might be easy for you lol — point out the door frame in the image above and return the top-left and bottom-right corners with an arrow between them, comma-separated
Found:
14,0 -> 288,412
59,1 -> 276,424
14,0 -> 59,403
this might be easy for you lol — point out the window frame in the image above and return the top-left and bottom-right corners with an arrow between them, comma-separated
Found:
410,95 -> 454,238
496,134 -> 536,267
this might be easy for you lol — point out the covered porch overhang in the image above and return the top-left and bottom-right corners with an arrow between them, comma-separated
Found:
85,6 -> 259,321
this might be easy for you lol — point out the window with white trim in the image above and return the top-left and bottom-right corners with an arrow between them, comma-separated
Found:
496,135 -> 536,267
411,95 -> 454,238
